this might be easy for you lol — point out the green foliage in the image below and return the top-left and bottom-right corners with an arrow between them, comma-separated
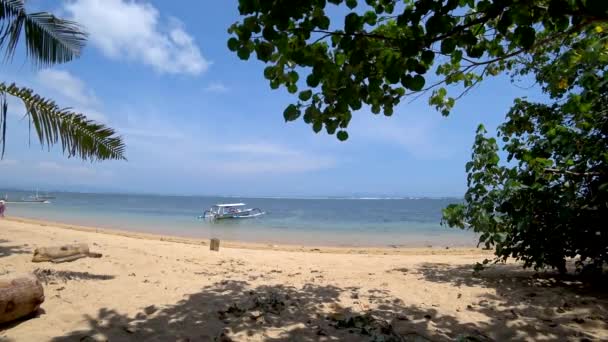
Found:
0,83 -> 126,161
0,0 -> 87,66
229,0 -> 608,140
0,0 -> 125,161
442,25 -> 608,274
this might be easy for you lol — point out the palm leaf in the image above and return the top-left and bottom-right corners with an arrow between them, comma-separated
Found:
0,82 -> 126,161
0,0 -> 87,66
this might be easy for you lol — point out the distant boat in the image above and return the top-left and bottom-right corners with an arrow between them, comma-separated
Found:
27,189 -> 55,201
6,198 -> 50,204
199,203 -> 265,220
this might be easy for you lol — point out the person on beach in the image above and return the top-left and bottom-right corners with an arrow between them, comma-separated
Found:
0,200 -> 5,218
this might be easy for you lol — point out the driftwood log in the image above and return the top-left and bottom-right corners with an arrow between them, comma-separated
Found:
32,243 -> 102,263
0,273 -> 44,324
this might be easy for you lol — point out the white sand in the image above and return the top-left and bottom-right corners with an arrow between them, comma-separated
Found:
0,217 -> 606,341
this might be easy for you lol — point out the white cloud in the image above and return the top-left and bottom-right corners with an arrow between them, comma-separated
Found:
34,69 -> 107,122
37,69 -> 97,106
203,82 -> 229,93
65,0 -> 209,75
117,113 -> 336,175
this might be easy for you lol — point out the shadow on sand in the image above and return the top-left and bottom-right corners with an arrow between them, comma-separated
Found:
0,239 -> 30,258
50,264 -> 608,341
34,269 -> 116,284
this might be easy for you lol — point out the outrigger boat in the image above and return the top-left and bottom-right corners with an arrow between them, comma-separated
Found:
200,203 -> 265,220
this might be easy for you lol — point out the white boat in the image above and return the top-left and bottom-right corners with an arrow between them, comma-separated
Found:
200,203 -> 265,220
26,189 -> 55,202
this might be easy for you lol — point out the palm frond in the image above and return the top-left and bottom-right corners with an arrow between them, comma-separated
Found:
0,0 -> 87,66
0,0 -> 25,62
24,13 -> 87,66
0,82 -> 126,161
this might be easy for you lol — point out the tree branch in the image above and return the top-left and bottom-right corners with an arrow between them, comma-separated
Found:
544,168 -> 603,177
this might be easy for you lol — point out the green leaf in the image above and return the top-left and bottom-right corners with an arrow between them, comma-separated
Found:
363,11 -> 377,25
318,15 -> 330,30
421,50 -> 435,65
408,75 -> 425,91
344,13 -> 361,33
299,90 -> 313,101
255,42 -> 274,62
237,46 -> 251,60
335,53 -> 346,65
287,84 -> 298,93
337,130 -> 349,141
312,121 -> 323,133
514,26 -> 536,50
346,0 -> 357,9
441,38 -> 456,54
306,74 -> 320,87
263,66 -> 275,79
288,71 -> 299,83
227,37 -> 239,51
283,104 -> 300,121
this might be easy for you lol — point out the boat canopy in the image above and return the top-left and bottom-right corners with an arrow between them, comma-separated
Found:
214,203 -> 246,207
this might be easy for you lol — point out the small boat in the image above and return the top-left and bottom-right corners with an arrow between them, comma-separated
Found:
28,189 -> 55,201
2,193 -> 50,204
200,203 -> 265,220
7,199 -> 50,204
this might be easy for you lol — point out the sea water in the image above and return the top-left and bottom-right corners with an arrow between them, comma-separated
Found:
2,191 -> 476,247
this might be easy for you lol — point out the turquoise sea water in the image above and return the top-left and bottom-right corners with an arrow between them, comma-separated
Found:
2,191 -> 476,247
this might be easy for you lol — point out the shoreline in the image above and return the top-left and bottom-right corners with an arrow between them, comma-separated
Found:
5,215 -> 488,256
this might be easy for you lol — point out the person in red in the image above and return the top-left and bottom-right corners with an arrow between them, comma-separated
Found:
0,200 -> 5,218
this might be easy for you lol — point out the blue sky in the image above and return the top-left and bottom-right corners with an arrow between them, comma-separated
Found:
0,0 -> 543,197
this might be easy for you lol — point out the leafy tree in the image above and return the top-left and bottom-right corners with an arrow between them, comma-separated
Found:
442,23 -> 608,274
228,0 -> 607,140
0,0 -> 125,160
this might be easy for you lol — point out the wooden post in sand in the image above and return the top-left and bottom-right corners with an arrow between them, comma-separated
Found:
210,238 -> 220,251
0,273 -> 44,324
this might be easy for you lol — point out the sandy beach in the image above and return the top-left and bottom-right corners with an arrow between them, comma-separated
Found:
1,217 -> 607,341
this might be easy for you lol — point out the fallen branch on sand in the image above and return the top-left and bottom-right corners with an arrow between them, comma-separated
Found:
32,243 -> 102,263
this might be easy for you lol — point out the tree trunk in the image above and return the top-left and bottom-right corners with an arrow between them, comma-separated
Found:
32,243 -> 90,263
0,273 -> 44,324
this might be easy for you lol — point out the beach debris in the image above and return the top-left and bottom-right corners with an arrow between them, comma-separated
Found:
455,333 -> 492,342
0,273 -> 45,325
79,333 -> 108,342
210,238 -> 220,251
330,312 -> 404,341
32,243 -> 102,263
144,305 -> 158,315
123,324 -> 137,334
249,310 -> 263,320
251,291 -> 286,315
390,267 -> 409,274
